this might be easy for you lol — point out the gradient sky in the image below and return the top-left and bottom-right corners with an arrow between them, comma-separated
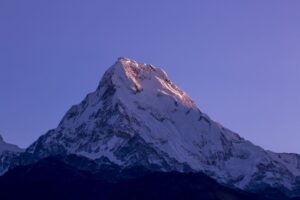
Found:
0,1 -> 299,153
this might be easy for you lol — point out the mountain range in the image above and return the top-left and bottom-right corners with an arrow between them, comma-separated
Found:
1,57 -> 300,200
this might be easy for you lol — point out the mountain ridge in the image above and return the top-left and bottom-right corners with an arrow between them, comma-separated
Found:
0,135 -> 23,154
1,155 -> 283,200
1,57 -> 300,197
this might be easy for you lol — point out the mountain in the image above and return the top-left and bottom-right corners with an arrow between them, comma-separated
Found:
0,135 -> 23,175
0,156 -> 285,200
0,135 -> 22,154
2,57 -> 300,198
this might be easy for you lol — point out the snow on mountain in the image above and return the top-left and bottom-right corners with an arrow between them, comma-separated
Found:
0,135 -> 23,154
18,57 -> 300,195
0,135 -> 23,175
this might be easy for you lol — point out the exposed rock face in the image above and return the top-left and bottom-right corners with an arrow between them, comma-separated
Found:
3,57 -> 300,196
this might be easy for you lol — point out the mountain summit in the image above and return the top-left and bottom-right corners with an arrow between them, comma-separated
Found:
5,58 -> 300,196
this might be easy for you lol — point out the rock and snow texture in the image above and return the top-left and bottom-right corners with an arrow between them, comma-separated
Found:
25,57 -> 300,194
0,135 -> 23,175
0,135 -> 23,154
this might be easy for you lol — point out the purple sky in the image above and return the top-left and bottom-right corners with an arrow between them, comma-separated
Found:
0,1 -> 299,153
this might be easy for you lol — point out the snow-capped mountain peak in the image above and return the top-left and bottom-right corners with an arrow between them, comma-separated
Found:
21,58 -> 300,196
99,57 -> 196,109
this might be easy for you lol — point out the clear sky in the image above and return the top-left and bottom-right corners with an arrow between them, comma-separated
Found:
0,0 -> 299,153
